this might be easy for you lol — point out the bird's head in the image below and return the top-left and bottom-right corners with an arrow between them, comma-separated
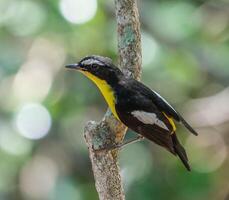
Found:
65,55 -> 123,85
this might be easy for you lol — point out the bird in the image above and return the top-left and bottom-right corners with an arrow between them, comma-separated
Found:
65,55 -> 198,171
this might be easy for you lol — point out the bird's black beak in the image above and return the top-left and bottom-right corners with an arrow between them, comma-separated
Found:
65,63 -> 81,70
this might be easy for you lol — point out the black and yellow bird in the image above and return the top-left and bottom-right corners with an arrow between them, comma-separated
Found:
66,55 -> 198,171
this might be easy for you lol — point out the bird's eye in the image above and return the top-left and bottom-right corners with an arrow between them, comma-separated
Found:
92,64 -> 99,70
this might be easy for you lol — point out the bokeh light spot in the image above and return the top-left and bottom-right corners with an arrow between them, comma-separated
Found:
15,103 -> 52,140
185,130 -> 227,173
20,156 -> 58,199
6,0 -> 46,36
153,2 -> 199,40
142,32 -> 159,67
13,60 -> 53,103
0,124 -> 32,156
0,0 -> 13,26
59,0 -> 97,24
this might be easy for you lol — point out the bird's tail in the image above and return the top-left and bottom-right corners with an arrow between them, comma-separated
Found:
171,134 -> 191,171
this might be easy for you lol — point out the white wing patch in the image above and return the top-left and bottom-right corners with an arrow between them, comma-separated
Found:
131,111 -> 169,131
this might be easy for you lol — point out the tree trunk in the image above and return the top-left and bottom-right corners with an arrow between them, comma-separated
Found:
84,0 -> 142,199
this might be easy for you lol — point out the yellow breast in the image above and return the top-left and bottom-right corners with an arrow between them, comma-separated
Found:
81,71 -> 120,120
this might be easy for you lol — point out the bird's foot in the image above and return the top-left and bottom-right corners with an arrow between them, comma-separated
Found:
94,135 -> 144,152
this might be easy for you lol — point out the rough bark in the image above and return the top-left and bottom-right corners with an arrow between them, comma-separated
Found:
115,0 -> 142,80
84,0 -> 142,199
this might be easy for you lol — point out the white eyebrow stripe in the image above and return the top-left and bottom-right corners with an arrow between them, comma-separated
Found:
81,59 -> 104,66
131,110 -> 169,131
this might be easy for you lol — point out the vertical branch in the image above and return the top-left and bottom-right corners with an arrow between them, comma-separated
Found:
115,0 -> 142,80
84,0 -> 142,200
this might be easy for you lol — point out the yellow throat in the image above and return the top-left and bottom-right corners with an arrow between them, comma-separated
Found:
81,71 -> 120,120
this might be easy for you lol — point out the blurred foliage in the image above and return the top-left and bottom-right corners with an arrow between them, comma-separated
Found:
0,0 -> 229,199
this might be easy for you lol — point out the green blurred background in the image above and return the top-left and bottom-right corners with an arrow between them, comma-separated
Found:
0,0 -> 229,199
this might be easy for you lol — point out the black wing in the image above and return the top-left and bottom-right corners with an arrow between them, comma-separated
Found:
151,90 -> 198,136
115,90 -> 191,171
132,80 -> 198,136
